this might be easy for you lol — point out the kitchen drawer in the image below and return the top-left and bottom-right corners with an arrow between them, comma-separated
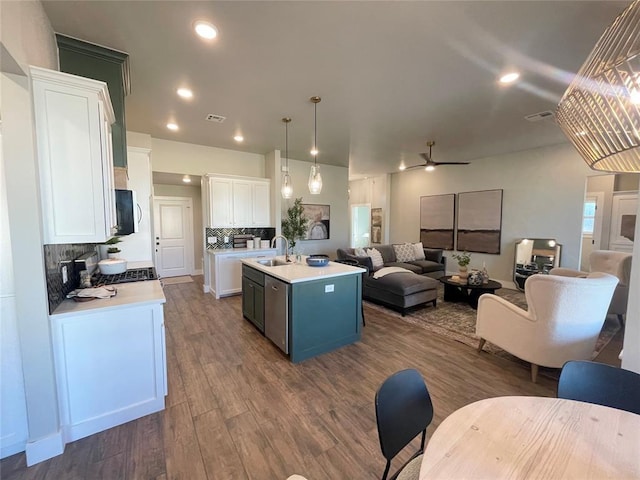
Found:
242,264 -> 265,286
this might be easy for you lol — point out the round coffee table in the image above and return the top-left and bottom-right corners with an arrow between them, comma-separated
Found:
439,275 -> 502,309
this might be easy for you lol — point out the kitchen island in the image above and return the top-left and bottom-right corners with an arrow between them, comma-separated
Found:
240,256 -> 365,362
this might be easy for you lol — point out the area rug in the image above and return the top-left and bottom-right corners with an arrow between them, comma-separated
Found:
161,276 -> 194,285
365,286 -> 620,370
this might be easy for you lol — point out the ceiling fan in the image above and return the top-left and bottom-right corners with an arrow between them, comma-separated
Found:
402,141 -> 470,171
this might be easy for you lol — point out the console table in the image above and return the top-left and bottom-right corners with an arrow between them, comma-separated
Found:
439,276 -> 501,309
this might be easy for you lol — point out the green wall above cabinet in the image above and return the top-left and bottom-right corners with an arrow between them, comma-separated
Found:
56,34 -> 130,168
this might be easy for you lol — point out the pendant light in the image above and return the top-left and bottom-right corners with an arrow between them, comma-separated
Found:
308,96 -> 323,194
281,117 -> 293,199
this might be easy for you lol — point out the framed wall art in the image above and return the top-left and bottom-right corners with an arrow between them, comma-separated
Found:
456,189 -> 503,254
419,194 -> 455,250
302,204 -> 330,240
371,208 -> 383,244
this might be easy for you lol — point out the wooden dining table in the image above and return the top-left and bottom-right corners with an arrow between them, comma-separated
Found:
419,396 -> 640,479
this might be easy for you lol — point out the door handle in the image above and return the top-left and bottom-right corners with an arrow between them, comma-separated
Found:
272,286 -> 278,291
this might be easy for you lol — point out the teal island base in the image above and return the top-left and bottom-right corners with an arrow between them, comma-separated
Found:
241,261 -> 363,363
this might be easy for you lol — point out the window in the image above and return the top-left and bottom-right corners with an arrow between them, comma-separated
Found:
582,198 -> 597,235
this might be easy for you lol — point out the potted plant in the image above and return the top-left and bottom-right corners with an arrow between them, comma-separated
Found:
452,251 -> 472,280
107,246 -> 121,259
99,236 -> 122,259
281,197 -> 308,256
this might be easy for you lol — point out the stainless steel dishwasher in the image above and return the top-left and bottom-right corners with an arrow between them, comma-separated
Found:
264,275 -> 289,354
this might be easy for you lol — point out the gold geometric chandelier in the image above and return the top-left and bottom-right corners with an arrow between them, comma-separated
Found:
556,0 -> 640,172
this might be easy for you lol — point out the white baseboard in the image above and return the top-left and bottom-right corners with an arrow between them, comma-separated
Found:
1,440 -> 25,460
25,431 -> 64,466
193,269 -> 203,275
203,284 -> 210,293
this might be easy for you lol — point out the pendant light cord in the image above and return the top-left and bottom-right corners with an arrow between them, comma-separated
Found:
314,101 -> 317,166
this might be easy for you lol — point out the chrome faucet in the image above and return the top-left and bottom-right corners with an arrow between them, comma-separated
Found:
271,235 -> 290,262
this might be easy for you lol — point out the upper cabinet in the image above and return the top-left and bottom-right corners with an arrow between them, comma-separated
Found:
205,175 -> 271,228
56,34 -> 130,169
31,66 -> 117,244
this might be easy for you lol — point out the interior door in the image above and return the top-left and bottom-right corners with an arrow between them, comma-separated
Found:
153,196 -> 193,277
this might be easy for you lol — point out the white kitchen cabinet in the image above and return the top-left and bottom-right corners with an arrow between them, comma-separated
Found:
51,300 -> 166,443
118,147 -> 153,261
206,174 -> 271,227
30,66 -> 116,244
252,181 -> 271,227
209,249 -> 276,299
209,177 -> 233,227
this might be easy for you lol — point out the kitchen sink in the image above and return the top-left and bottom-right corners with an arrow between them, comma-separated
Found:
256,258 -> 290,267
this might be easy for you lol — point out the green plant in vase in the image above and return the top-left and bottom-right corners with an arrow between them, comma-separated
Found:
452,251 -> 472,280
281,197 -> 308,256
99,236 -> 122,259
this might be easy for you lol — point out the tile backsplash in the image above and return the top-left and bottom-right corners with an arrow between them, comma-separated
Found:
44,243 -> 97,314
205,227 -> 276,249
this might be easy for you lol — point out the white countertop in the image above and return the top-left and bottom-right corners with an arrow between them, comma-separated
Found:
207,247 -> 276,255
51,280 -> 166,318
241,256 -> 365,284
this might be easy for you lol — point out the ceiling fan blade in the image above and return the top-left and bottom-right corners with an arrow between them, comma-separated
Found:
403,163 -> 428,170
433,161 -> 470,166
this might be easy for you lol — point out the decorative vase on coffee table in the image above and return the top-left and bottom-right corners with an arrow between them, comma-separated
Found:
459,266 -> 469,282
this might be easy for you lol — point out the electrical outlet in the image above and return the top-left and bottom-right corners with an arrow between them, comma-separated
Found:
62,265 -> 68,284
224,236 -> 229,243
324,284 -> 334,293
208,236 -> 217,244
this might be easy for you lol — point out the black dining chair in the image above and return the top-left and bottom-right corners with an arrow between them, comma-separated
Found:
557,360 -> 640,415
333,258 -> 367,326
375,369 -> 434,480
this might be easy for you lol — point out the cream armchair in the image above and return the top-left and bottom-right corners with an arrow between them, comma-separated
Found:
551,250 -> 632,326
476,272 -> 618,382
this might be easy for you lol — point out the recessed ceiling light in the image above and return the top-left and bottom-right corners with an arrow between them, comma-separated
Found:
499,72 -> 520,84
234,135 -> 244,142
194,21 -> 217,40
182,175 -> 191,183
166,122 -> 179,131
177,88 -> 193,99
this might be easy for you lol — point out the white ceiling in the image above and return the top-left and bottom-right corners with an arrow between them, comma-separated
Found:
41,1 -> 629,178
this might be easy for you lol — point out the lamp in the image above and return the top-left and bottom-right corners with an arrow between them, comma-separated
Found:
281,117 -> 293,199
308,96 -> 323,194
556,0 -> 640,172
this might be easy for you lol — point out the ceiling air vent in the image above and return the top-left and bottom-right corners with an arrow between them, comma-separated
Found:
524,110 -> 555,122
205,113 -> 226,123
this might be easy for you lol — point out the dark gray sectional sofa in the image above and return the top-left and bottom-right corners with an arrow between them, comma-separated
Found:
336,244 -> 446,279
336,245 -> 446,315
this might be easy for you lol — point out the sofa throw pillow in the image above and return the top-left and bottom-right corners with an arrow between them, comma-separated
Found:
393,243 -> 417,262
366,248 -> 384,269
354,247 -> 367,257
413,242 -> 426,260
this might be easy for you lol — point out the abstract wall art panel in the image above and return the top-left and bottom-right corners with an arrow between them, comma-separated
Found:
456,189 -> 503,254
419,194 -> 455,250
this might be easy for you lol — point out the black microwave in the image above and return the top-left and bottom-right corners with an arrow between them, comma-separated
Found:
115,189 -> 140,236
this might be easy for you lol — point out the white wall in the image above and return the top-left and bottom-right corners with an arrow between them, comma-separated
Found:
281,158 -> 349,257
1,0 -> 64,464
0,129 -> 29,458
390,143 -> 594,285
151,138 -> 265,177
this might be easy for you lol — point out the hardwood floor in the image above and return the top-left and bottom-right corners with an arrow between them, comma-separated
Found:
1,277 -> 623,480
